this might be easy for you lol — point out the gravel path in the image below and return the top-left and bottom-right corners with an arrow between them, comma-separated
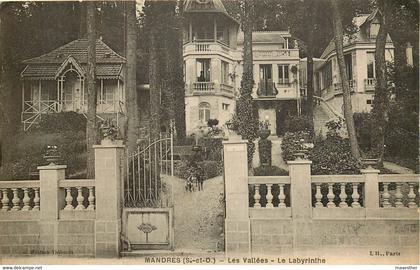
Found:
166,175 -> 224,252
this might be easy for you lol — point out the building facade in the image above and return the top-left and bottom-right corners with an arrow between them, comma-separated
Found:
20,39 -> 126,131
312,10 -> 394,115
183,0 -> 301,136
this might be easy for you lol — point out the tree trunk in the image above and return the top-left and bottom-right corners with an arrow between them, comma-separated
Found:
78,2 -> 87,38
330,0 -> 361,160
174,0 -> 186,142
371,0 -> 389,164
149,27 -> 161,141
86,2 -> 98,178
241,0 -> 254,95
125,0 -> 140,154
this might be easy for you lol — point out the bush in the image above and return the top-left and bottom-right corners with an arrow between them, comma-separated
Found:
253,165 -> 288,176
353,112 -> 373,152
281,131 -> 310,162
284,115 -> 311,133
202,137 -> 223,161
174,160 -> 223,180
36,112 -> 87,133
258,138 -> 272,166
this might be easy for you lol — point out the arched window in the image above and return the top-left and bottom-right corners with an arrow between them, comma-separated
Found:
198,102 -> 210,123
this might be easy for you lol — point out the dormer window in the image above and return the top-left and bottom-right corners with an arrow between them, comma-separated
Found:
369,19 -> 380,39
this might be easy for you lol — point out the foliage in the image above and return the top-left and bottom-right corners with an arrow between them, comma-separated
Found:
253,165 -> 288,176
36,112 -> 86,133
207,119 -> 219,127
174,160 -> 222,181
281,131 -> 311,162
0,130 -> 86,180
353,112 -> 373,153
284,115 -> 311,133
202,138 -> 223,162
258,138 -> 272,166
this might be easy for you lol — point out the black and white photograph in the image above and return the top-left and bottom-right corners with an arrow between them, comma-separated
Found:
0,0 -> 418,268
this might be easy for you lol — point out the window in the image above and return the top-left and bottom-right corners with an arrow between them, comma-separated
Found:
344,54 -> 353,80
222,103 -> 230,110
367,52 -> 375,79
217,25 -> 229,45
221,61 -> 229,84
370,20 -> 380,38
199,102 -> 211,122
278,65 -> 289,84
367,99 -> 373,105
197,59 -> 211,82
321,61 -> 332,89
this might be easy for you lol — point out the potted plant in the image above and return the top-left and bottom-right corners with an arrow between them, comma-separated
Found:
99,119 -> 118,144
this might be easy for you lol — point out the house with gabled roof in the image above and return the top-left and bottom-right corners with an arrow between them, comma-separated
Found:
20,38 -> 126,131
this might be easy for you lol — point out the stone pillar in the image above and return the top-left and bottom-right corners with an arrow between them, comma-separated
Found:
223,140 -> 251,255
94,141 -> 124,257
361,167 -> 380,209
287,159 -> 312,219
38,164 -> 67,254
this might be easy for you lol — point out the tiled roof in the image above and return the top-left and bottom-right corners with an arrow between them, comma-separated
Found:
184,0 -> 239,24
21,64 -> 123,79
23,39 -> 126,64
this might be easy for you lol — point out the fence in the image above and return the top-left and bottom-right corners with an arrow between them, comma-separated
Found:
223,139 -> 419,263
0,141 -> 124,258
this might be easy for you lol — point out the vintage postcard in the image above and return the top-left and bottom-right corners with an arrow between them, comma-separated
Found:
0,0 -> 418,269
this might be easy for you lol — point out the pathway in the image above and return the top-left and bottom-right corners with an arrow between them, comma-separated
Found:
164,175 -> 224,253
383,161 -> 415,174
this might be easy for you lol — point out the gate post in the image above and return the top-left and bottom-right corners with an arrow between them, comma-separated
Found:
223,140 -> 251,255
93,141 -> 124,257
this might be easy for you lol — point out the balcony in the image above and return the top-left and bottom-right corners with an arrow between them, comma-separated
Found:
257,81 -> 278,98
189,82 -> 234,97
183,41 -> 232,56
364,78 -> 376,92
333,80 -> 356,94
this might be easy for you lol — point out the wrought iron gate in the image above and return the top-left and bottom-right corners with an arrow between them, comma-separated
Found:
122,129 -> 175,251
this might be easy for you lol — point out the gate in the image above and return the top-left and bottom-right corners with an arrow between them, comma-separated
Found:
122,129 -> 175,251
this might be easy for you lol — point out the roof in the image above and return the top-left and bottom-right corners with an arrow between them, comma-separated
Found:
320,10 -> 392,59
23,39 -> 126,64
237,31 -> 291,46
21,39 -> 125,79
183,0 -> 239,24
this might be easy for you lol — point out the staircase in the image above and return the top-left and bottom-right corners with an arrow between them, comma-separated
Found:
313,96 -> 343,137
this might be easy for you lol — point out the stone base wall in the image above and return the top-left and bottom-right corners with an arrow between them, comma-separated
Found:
250,219 -> 419,264
0,220 -> 95,257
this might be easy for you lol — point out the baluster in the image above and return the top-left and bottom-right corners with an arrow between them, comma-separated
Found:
253,184 -> 261,208
315,183 -> 323,208
1,189 -> 9,211
327,183 -> 335,208
394,183 -> 404,208
278,184 -> 286,208
64,187 -> 74,210
382,182 -> 391,208
87,187 -> 95,210
407,183 -> 417,208
21,188 -> 31,211
339,183 -> 348,208
351,183 -> 360,208
33,188 -> 40,211
75,187 -> 85,210
11,188 -> 21,211
265,184 -> 273,208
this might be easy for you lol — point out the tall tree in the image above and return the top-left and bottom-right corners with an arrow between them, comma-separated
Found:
371,0 -> 390,163
330,0 -> 361,160
86,2 -> 98,178
125,0 -> 140,154
237,0 -> 259,165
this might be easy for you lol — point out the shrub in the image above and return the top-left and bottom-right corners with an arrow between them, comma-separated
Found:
253,165 -> 288,176
174,160 -> 222,180
258,138 -> 272,166
284,115 -> 311,133
36,112 -> 87,133
281,131 -> 310,162
202,137 -> 223,161
353,112 -> 373,152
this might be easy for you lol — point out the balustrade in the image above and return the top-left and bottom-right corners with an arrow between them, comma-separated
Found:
379,176 -> 419,208
249,176 -> 291,208
59,179 -> 96,211
0,181 -> 40,212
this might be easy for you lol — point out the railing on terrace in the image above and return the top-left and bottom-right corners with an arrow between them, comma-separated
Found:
184,41 -> 231,54
379,174 -> 419,208
364,78 -> 376,92
0,180 -> 40,211
192,82 -> 215,93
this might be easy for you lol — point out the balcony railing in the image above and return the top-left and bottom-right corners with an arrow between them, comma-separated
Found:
257,81 -> 278,97
184,41 -> 231,54
364,78 -> 376,92
193,82 -> 215,92
254,49 -> 299,59
333,80 -> 356,94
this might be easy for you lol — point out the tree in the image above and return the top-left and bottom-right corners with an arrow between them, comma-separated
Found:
330,0 -> 361,160
237,0 -> 259,165
85,2 -> 98,178
125,0 -> 140,154
370,0 -> 390,163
